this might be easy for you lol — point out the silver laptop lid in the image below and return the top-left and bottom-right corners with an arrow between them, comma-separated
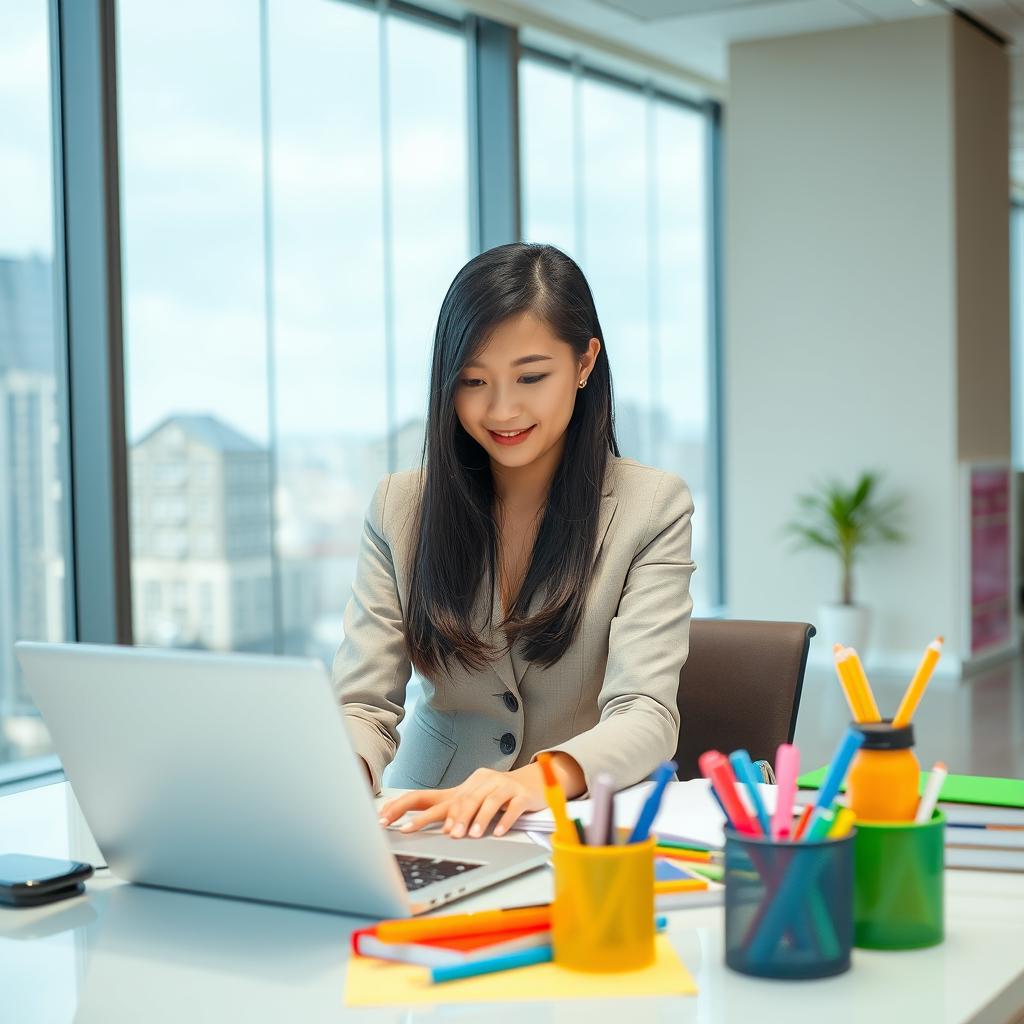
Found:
15,641 -> 410,918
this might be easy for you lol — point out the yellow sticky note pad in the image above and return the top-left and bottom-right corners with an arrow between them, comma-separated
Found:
344,934 -> 697,1006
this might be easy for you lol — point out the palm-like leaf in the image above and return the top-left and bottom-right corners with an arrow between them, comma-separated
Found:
784,471 -> 905,604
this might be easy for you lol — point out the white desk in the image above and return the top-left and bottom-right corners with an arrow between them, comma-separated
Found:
2,782 -> 1023,1024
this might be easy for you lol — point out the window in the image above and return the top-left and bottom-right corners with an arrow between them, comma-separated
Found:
1011,203 -> 1024,468
118,0 -> 470,666
520,53 -> 718,612
0,1 -> 72,774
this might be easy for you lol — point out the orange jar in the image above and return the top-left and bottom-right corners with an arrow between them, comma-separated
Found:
846,722 -> 920,822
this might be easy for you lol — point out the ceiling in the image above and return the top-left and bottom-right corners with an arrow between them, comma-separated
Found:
469,0 -> 1024,187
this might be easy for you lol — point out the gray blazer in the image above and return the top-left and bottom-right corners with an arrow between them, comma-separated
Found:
332,455 -> 696,795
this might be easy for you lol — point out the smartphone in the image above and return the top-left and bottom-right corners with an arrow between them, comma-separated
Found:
0,854 -> 94,908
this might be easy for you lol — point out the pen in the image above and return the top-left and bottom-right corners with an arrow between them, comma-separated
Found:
729,749 -> 772,836
915,761 -> 948,824
376,905 -> 551,944
698,750 -> 759,835
586,772 -> 615,846
791,804 -> 813,841
828,807 -> 856,839
655,847 -> 715,864
654,839 -> 717,854
770,743 -> 800,840
806,727 -> 864,834
431,944 -> 552,983
654,878 -> 708,894
537,752 -> 578,846
628,761 -> 677,843
801,806 -> 836,843
429,916 -> 669,984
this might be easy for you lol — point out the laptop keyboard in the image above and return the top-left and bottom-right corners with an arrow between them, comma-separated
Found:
395,853 -> 483,892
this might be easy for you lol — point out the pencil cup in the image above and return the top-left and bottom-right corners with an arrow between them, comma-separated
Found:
853,810 -> 944,950
551,836 -> 655,972
724,829 -> 854,980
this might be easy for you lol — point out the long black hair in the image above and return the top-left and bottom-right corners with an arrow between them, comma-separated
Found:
404,242 -> 619,679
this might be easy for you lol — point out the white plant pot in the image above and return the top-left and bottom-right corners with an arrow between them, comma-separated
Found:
818,603 -> 871,657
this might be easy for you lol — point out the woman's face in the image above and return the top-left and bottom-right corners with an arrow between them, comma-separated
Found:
453,312 -> 600,472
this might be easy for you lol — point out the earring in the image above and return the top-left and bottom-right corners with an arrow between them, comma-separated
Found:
578,378 -> 588,389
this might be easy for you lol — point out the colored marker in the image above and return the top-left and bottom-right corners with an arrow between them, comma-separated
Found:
431,944 -> 553,983
915,761 -> 948,824
377,905 -> 551,944
791,804 -> 814,841
586,772 -> 615,846
828,807 -> 856,839
802,806 -> 836,843
698,750 -> 759,835
770,743 -> 800,840
430,916 -> 669,983
729,749 -> 772,836
806,727 -> 865,834
628,761 -> 677,843
537,752 -> 578,846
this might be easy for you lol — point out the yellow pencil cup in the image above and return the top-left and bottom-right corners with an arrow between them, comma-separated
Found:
551,836 -> 656,973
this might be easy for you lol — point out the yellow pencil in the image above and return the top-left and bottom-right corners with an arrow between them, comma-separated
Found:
844,647 -> 881,722
537,752 -> 578,845
893,637 -> 943,728
828,807 -> 856,839
833,645 -> 872,722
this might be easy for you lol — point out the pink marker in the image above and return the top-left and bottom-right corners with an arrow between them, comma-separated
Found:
770,743 -> 800,840
698,750 -> 759,836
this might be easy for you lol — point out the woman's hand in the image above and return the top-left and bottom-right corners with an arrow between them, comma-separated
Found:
378,755 -> 585,838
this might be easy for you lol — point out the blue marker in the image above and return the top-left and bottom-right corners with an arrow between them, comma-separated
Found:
432,945 -> 552,983
430,917 -> 670,983
804,727 -> 864,839
729,749 -> 772,837
628,761 -> 677,843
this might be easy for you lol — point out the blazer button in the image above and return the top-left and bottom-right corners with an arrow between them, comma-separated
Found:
499,733 -> 516,756
503,692 -> 519,713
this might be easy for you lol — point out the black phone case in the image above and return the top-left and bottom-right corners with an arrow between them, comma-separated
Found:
0,880 -> 88,908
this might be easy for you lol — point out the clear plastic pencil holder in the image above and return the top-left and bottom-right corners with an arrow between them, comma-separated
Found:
551,836 -> 655,972
853,810 -> 945,950
724,828 -> 855,980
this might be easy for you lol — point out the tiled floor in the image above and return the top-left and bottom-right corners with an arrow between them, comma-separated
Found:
794,655 -> 1024,778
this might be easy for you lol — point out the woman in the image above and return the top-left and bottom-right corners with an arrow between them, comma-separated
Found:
333,242 -> 695,841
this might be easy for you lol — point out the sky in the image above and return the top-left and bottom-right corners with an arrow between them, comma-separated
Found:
1,0 -> 711,453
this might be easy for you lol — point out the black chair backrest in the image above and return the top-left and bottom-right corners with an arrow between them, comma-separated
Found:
674,619 -> 815,780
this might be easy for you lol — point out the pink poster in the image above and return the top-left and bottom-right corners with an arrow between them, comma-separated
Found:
970,467 -> 1012,655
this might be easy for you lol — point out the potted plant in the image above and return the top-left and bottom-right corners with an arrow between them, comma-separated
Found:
785,471 -> 905,656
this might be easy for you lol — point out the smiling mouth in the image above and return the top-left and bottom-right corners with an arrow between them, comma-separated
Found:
487,425 -> 536,445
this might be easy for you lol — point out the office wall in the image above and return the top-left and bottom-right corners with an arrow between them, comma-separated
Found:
725,16 -> 1010,672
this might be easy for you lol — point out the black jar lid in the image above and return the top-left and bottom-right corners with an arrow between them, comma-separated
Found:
853,719 -> 915,750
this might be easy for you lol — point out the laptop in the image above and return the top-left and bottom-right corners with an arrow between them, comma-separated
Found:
14,641 -> 548,918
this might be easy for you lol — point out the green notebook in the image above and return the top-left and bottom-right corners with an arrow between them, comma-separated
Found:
797,768 -> 1024,809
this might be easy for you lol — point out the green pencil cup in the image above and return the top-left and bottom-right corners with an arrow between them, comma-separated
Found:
853,810 -> 945,950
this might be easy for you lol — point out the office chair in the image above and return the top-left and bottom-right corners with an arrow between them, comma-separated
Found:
674,619 -> 815,780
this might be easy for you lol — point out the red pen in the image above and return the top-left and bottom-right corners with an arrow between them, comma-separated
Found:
698,750 -> 760,836
791,805 -> 814,841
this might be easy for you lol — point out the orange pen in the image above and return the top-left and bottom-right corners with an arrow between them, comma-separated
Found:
655,847 -> 713,864
376,905 -> 551,944
654,878 -> 708,894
